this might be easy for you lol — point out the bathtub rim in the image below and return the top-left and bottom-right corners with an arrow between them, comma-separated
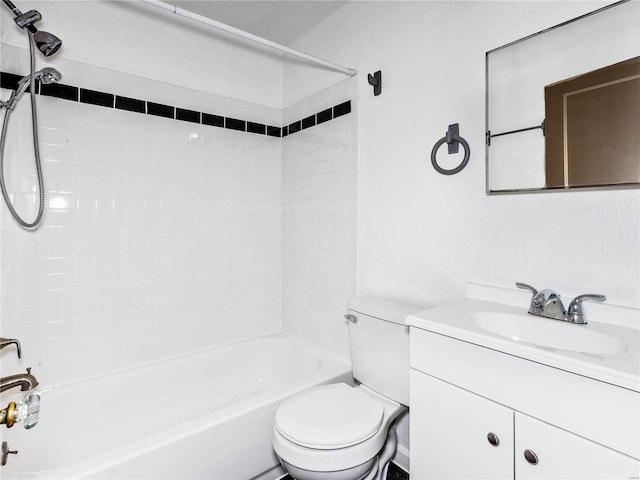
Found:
32,330 -> 351,394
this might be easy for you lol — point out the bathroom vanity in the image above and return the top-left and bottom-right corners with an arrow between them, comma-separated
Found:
407,283 -> 640,479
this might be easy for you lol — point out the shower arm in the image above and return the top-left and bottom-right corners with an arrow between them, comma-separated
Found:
2,0 -> 38,33
141,0 -> 357,77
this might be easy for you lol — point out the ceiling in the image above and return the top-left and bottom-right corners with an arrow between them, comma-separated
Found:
172,1 -> 349,45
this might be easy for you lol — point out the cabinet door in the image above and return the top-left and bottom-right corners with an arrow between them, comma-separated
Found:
410,370 -> 514,479
515,412 -> 640,479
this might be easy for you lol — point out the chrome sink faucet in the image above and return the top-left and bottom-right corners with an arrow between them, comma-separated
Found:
516,282 -> 605,324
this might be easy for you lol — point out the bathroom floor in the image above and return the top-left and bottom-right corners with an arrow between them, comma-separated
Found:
280,461 -> 409,480
386,461 -> 410,480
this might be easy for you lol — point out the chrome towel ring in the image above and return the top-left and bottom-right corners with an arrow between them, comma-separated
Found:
431,123 -> 470,175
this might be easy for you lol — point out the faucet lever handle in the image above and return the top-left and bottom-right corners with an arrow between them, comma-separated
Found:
571,293 -> 606,303
517,283 -> 546,315
516,282 -> 538,295
567,294 -> 606,324
568,293 -> 606,311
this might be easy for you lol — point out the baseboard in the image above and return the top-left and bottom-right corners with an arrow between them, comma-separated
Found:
392,444 -> 410,473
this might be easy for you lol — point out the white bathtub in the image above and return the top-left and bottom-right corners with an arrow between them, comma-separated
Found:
1,333 -> 352,479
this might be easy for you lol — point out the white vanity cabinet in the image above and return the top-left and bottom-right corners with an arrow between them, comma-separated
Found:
409,326 -> 640,480
411,369 -> 639,479
514,411 -> 639,478
410,370 -> 514,479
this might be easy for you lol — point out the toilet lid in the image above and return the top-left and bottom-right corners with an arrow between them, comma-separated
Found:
274,383 -> 384,449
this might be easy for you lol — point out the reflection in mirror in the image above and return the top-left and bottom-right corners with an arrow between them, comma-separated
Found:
545,57 -> 639,188
486,0 -> 640,193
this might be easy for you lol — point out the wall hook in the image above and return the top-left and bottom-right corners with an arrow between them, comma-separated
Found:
367,70 -> 382,96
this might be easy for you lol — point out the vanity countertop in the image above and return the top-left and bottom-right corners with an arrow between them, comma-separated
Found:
407,297 -> 640,392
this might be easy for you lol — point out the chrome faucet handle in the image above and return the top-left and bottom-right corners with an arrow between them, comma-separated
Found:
516,282 -> 538,295
0,338 -> 22,359
567,294 -> 606,324
516,283 -> 545,314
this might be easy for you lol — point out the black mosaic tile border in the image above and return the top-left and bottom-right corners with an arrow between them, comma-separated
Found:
202,113 -> 224,128
80,88 -> 113,107
0,71 -> 351,138
115,95 -> 145,113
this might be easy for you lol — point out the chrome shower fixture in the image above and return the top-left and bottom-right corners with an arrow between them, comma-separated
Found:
2,0 -> 62,56
1,68 -> 62,111
0,0 -> 62,228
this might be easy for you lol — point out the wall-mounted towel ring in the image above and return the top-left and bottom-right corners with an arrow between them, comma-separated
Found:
430,123 -> 470,175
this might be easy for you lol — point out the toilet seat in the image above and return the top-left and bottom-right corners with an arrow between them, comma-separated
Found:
275,383 -> 384,449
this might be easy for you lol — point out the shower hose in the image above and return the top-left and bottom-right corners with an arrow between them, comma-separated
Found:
0,31 -> 46,228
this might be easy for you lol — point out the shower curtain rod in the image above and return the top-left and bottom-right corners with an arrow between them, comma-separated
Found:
141,0 -> 357,77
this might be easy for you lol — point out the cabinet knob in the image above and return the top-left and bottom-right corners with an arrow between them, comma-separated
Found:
487,432 -> 500,447
524,449 -> 539,465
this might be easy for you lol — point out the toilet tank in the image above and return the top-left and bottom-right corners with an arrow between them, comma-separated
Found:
347,296 -> 424,406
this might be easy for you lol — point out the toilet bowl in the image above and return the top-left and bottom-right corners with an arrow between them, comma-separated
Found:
273,383 -> 405,480
272,296 -> 423,480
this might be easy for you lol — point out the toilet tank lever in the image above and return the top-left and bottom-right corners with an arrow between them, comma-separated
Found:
344,314 -> 357,323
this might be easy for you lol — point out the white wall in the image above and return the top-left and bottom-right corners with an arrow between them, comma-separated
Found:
285,1 -> 640,310
1,0 -> 283,108
283,3 -> 639,470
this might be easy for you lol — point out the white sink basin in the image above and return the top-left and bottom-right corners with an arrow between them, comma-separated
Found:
470,312 -> 627,354
407,292 -> 639,391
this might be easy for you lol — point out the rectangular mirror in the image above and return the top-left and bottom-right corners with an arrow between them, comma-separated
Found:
485,0 -> 640,193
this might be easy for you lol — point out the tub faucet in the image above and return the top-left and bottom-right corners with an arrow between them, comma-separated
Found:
0,337 -> 22,358
516,282 -> 605,324
0,368 -> 39,393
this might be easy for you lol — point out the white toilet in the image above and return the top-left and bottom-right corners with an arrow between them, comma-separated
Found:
273,296 -> 422,480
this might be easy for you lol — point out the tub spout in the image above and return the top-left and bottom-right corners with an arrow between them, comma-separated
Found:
0,368 -> 39,393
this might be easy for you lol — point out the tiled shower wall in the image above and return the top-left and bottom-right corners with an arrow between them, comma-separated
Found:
1,46 -> 283,386
281,79 -> 356,362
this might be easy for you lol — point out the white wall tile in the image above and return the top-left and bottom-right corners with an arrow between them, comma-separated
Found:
281,79 -> 356,362
0,55 -> 283,387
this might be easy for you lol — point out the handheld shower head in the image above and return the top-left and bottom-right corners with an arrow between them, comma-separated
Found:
35,67 -> 62,85
0,0 -> 62,229
2,68 -> 62,111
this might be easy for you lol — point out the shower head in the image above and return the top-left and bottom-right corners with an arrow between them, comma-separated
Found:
2,68 -> 62,111
1,2 -> 62,57
33,30 -> 62,57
